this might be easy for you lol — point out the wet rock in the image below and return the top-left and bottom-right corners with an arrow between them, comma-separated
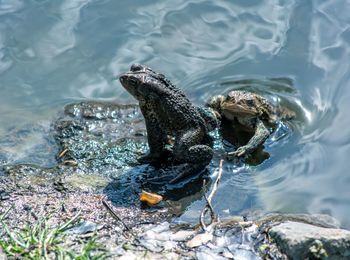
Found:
269,221 -> 350,259
54,101 -> 147,175
0,101 -> 151,201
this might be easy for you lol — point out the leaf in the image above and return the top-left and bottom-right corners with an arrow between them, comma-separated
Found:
140,191 -> 163,206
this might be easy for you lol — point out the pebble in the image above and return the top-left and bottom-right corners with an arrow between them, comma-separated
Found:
186,233 -> 213,248
68,221 -> 103,234
170,230 -> 196,241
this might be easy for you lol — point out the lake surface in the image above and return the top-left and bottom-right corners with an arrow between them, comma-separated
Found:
1,0 -> 350,227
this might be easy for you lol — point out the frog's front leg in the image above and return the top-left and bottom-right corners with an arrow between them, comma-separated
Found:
139,104 -> 169,164
227,119 -> 270,158
196,106 -> 219,131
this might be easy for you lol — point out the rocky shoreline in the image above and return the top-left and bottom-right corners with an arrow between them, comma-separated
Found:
1,190 -> 349,259
1,101 -> 349,259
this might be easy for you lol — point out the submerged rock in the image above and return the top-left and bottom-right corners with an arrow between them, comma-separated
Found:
269,221 -> 350,259
54,101 -> 148,174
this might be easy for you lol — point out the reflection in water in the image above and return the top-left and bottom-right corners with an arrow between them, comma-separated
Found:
1,0 -> 350,227
108,0 -> 295,83
37,0 -> 91,59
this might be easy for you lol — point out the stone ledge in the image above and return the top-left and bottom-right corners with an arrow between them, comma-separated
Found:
269,221 -> 350,259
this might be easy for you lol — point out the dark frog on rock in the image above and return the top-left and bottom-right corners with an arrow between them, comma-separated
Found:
119,64 -> 218,183
208,90 -> 295,158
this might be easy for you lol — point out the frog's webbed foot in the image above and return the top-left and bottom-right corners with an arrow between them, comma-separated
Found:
226,145 -> 251,158
227,119 -> 270,159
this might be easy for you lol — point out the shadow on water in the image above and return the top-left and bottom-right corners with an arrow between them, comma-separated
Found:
103,165 -> 211,214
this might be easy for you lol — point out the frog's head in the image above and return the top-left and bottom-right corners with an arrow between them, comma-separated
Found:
221,91 -> 259,119
119,64 -> 169,100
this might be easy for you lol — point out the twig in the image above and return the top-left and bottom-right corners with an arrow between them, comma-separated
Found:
102,199 -> 131,231
0,204 -> 14,222
102,199 -> 150,250
208,159 -> 224,202
200,159 -> 224,231
58,148 -> 68,158
199,180 -> 216,230
63,160 -> 77,166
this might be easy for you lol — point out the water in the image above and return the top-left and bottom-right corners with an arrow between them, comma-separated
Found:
1,0 -> 350,227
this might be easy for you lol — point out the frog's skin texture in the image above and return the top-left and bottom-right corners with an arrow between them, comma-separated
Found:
208,90 -> 294,157
119,64 -> 217,183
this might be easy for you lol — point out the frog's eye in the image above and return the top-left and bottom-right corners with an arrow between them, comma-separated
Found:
246,99 -> 254,107
130,64 -> 143,72
129,77 -> 139,86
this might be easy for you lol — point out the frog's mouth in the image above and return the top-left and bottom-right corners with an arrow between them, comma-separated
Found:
120,72 -> 146,86
119,73 -> 133,90
221,102 -> 258,117
119,72 -> 144,98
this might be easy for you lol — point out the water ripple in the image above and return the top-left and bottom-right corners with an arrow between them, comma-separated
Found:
0,0 -> 23,16
108,0 -> 295,81
36,0 -> 91,59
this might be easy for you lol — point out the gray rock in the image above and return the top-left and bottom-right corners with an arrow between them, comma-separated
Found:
68,221 -> 104,234
139,239 -> 163,253
170,230 -> 196,241
196,250 -> 226,260
269,221 -> 350,259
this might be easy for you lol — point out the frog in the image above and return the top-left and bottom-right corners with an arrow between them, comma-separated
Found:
119,64 -> 218,183
207,90 -> 295,158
